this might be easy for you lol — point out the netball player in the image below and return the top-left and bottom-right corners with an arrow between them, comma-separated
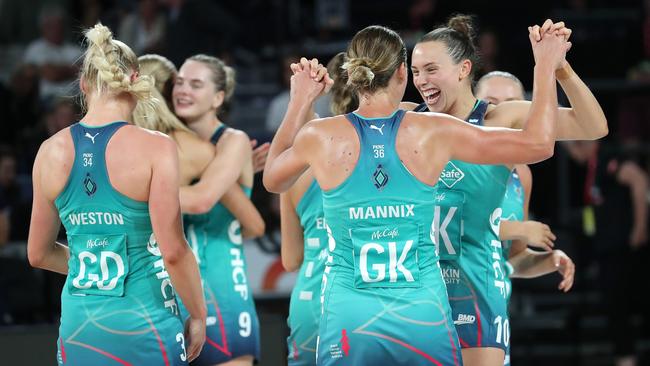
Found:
264,24 -> 568,365
172,55 -> 260,366
27,23 -> 206,365
407,17 -> 604,365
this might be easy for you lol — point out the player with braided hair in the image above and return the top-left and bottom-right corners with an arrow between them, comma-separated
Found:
27,23 -> 206,366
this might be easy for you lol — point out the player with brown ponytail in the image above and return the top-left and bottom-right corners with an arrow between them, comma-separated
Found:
408,15 -> 606,366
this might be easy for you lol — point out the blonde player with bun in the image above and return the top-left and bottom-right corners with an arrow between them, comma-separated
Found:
27,23 -> 206,365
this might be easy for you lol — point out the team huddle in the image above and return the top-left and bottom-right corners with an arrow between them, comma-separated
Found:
26,12 -> 605,366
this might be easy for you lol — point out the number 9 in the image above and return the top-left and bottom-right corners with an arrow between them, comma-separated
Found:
239,312 -> 251,337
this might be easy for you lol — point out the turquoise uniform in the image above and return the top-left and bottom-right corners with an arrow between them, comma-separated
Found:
56,122 -> 188,366
501,169 -> 525,298
416,100 -> 511,351
287,180 -> 328,365
180,125 -> 261,365
317,110 -> 462,366
499,169 -> 525,365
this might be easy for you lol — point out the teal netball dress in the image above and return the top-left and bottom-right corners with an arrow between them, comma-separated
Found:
499,168 -> 525,365
416,100 -> 511,351
180,125 -> 261,365
317,110 -> 462,366
287,180 -> 329,365
56,122 -> 188,366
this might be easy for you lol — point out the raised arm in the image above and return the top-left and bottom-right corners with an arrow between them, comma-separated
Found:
436,27 -> 572,165
180,131 -> 251,214
148,135 -> 206,361
490,21 -> 607,140
263,60 -> 332,193
220,186 -> 265,239
554,61 -> 608,140
27,139 -> 70,274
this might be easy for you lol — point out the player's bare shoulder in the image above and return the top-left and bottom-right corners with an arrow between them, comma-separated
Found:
399,101 -> 420,111
305,115 -> 348,135
221,127 -> 250,145
122,125 -> 177,157
403,110 -> 448,132
38,126 -> 75,167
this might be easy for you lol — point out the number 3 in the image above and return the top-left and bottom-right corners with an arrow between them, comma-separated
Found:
176,333 -> 187,361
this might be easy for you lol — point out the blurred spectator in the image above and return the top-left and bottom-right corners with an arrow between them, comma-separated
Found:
0,0 -> 41,44
118,0 -> 166,55
566,140 -> 649,366
476,29 -> 500,78
0,64 -> 41,145
163,0 -> 242,67
315,0 -> 349,32
44,98 -> 78,137
0,149 -> 17,239
624,0 -> 650,82
21,98 -> 78,171
69,0 -> 125,33
617,0 -> 650,150
265,53 -> 332,132
74,0 -> 106,29
0,147 -> 30,242
0,173 -> 7,247
407,0 -> 436,33
23,5 -> 82,101
617,93 -> 650,149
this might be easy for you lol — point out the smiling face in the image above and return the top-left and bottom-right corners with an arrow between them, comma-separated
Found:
411,41 -> 468,113
172,59 -> 224,122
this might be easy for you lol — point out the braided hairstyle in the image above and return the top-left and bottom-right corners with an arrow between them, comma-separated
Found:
79,23 -> 155,115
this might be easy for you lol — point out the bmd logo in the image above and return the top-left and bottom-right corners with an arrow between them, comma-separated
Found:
439,162 -> 465,188
454,314 -> 476,325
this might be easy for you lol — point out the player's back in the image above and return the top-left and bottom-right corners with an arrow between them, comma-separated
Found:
54,121 -> 187,366
317,110 -> 461,366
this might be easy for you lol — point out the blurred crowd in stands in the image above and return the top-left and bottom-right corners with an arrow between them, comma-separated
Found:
0,0 -> 649,362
